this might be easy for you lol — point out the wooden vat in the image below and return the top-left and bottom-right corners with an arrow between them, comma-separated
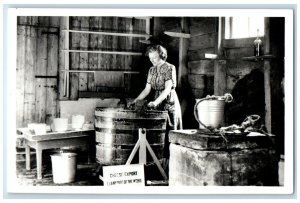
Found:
95,107 -> 168,165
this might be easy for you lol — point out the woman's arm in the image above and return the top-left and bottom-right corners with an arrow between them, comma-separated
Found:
134,83 -> 152,102
149,80 -> 173,107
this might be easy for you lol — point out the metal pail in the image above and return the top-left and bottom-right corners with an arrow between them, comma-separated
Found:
194,94 -> 233,130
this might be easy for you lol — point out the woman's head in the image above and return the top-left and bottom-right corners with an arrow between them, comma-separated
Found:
146,45 -> 168,62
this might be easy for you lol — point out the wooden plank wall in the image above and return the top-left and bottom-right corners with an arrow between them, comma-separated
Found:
59,17 -> 147,100
185,17 -> 271,129
153,17 -> 180,69
223,37 -> 264,91
187,17 -> 217,99
186,17 -> 284,155
16,16 -> 60,128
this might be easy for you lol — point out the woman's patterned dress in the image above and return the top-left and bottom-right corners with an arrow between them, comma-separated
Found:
146,62 -> 182,130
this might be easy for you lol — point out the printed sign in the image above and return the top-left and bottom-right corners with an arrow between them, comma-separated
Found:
102,164 -> 145,186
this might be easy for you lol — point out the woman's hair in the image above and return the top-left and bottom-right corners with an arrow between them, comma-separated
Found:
145,45 -> 168,61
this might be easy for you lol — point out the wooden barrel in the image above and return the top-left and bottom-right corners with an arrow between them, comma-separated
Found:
95,107 -> 168,165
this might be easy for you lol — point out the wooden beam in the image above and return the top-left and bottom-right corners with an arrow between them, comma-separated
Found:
242,55 -> 275,61
223,37 -> 265,49
78,91 -> 125,98
139,129 -> 147,164
61,70 -> 140,74
119,16 -> 152,20
164,31 -> 191,38
214,17 -> 227,96
63,49 -> 143,56
264,17 -> 272,133
62,29 -> 152,38
178,17 -> 189,88
70,17 -> 80,100
63,16 -> 70,97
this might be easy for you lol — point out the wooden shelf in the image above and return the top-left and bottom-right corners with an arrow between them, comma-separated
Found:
119,16 -> 152,20
62,29 -> 152,38
63,16 -> 151,98
242,55 -> 275,61
61,69 -> 140,74
79,91 -> 125,98
164,31 -> 191,38
63,49 -> 143,56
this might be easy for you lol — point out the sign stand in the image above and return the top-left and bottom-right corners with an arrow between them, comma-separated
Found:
125,128 -> 168,180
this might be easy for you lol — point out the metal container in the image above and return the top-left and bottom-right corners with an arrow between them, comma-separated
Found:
194,94 -> 233,129
51,152 -> 77,184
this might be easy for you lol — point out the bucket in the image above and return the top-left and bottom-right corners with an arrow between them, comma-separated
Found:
72,115 -> 85,130
51,152 -> 77,184
94,107 -> 168,165
52,118 -> 68,132
194,94 -> 233,130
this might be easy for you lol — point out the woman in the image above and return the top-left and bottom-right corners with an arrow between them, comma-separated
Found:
129,45 -> 183,171
130,44 -> 182,130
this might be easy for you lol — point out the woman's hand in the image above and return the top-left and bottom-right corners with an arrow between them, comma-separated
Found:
147,101 -> 158,109
127,100 -> 136,109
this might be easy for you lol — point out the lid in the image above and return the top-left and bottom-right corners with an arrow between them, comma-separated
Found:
51,152 -> 77,157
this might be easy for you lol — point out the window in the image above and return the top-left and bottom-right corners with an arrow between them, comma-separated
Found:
225,17 -> 265,39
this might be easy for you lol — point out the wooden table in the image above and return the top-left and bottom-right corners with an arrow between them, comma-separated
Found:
18,128 -> 95,180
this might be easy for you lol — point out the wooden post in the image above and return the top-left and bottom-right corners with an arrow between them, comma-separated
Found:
145,18 -> 150,35
178,17 -> 189,88
264,17 -> 272,133
138,128 -> 147,164
64,16 -> 70,97
25,144 -> 31,170
214,17 -> 227,96
70,17 -> 80,100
